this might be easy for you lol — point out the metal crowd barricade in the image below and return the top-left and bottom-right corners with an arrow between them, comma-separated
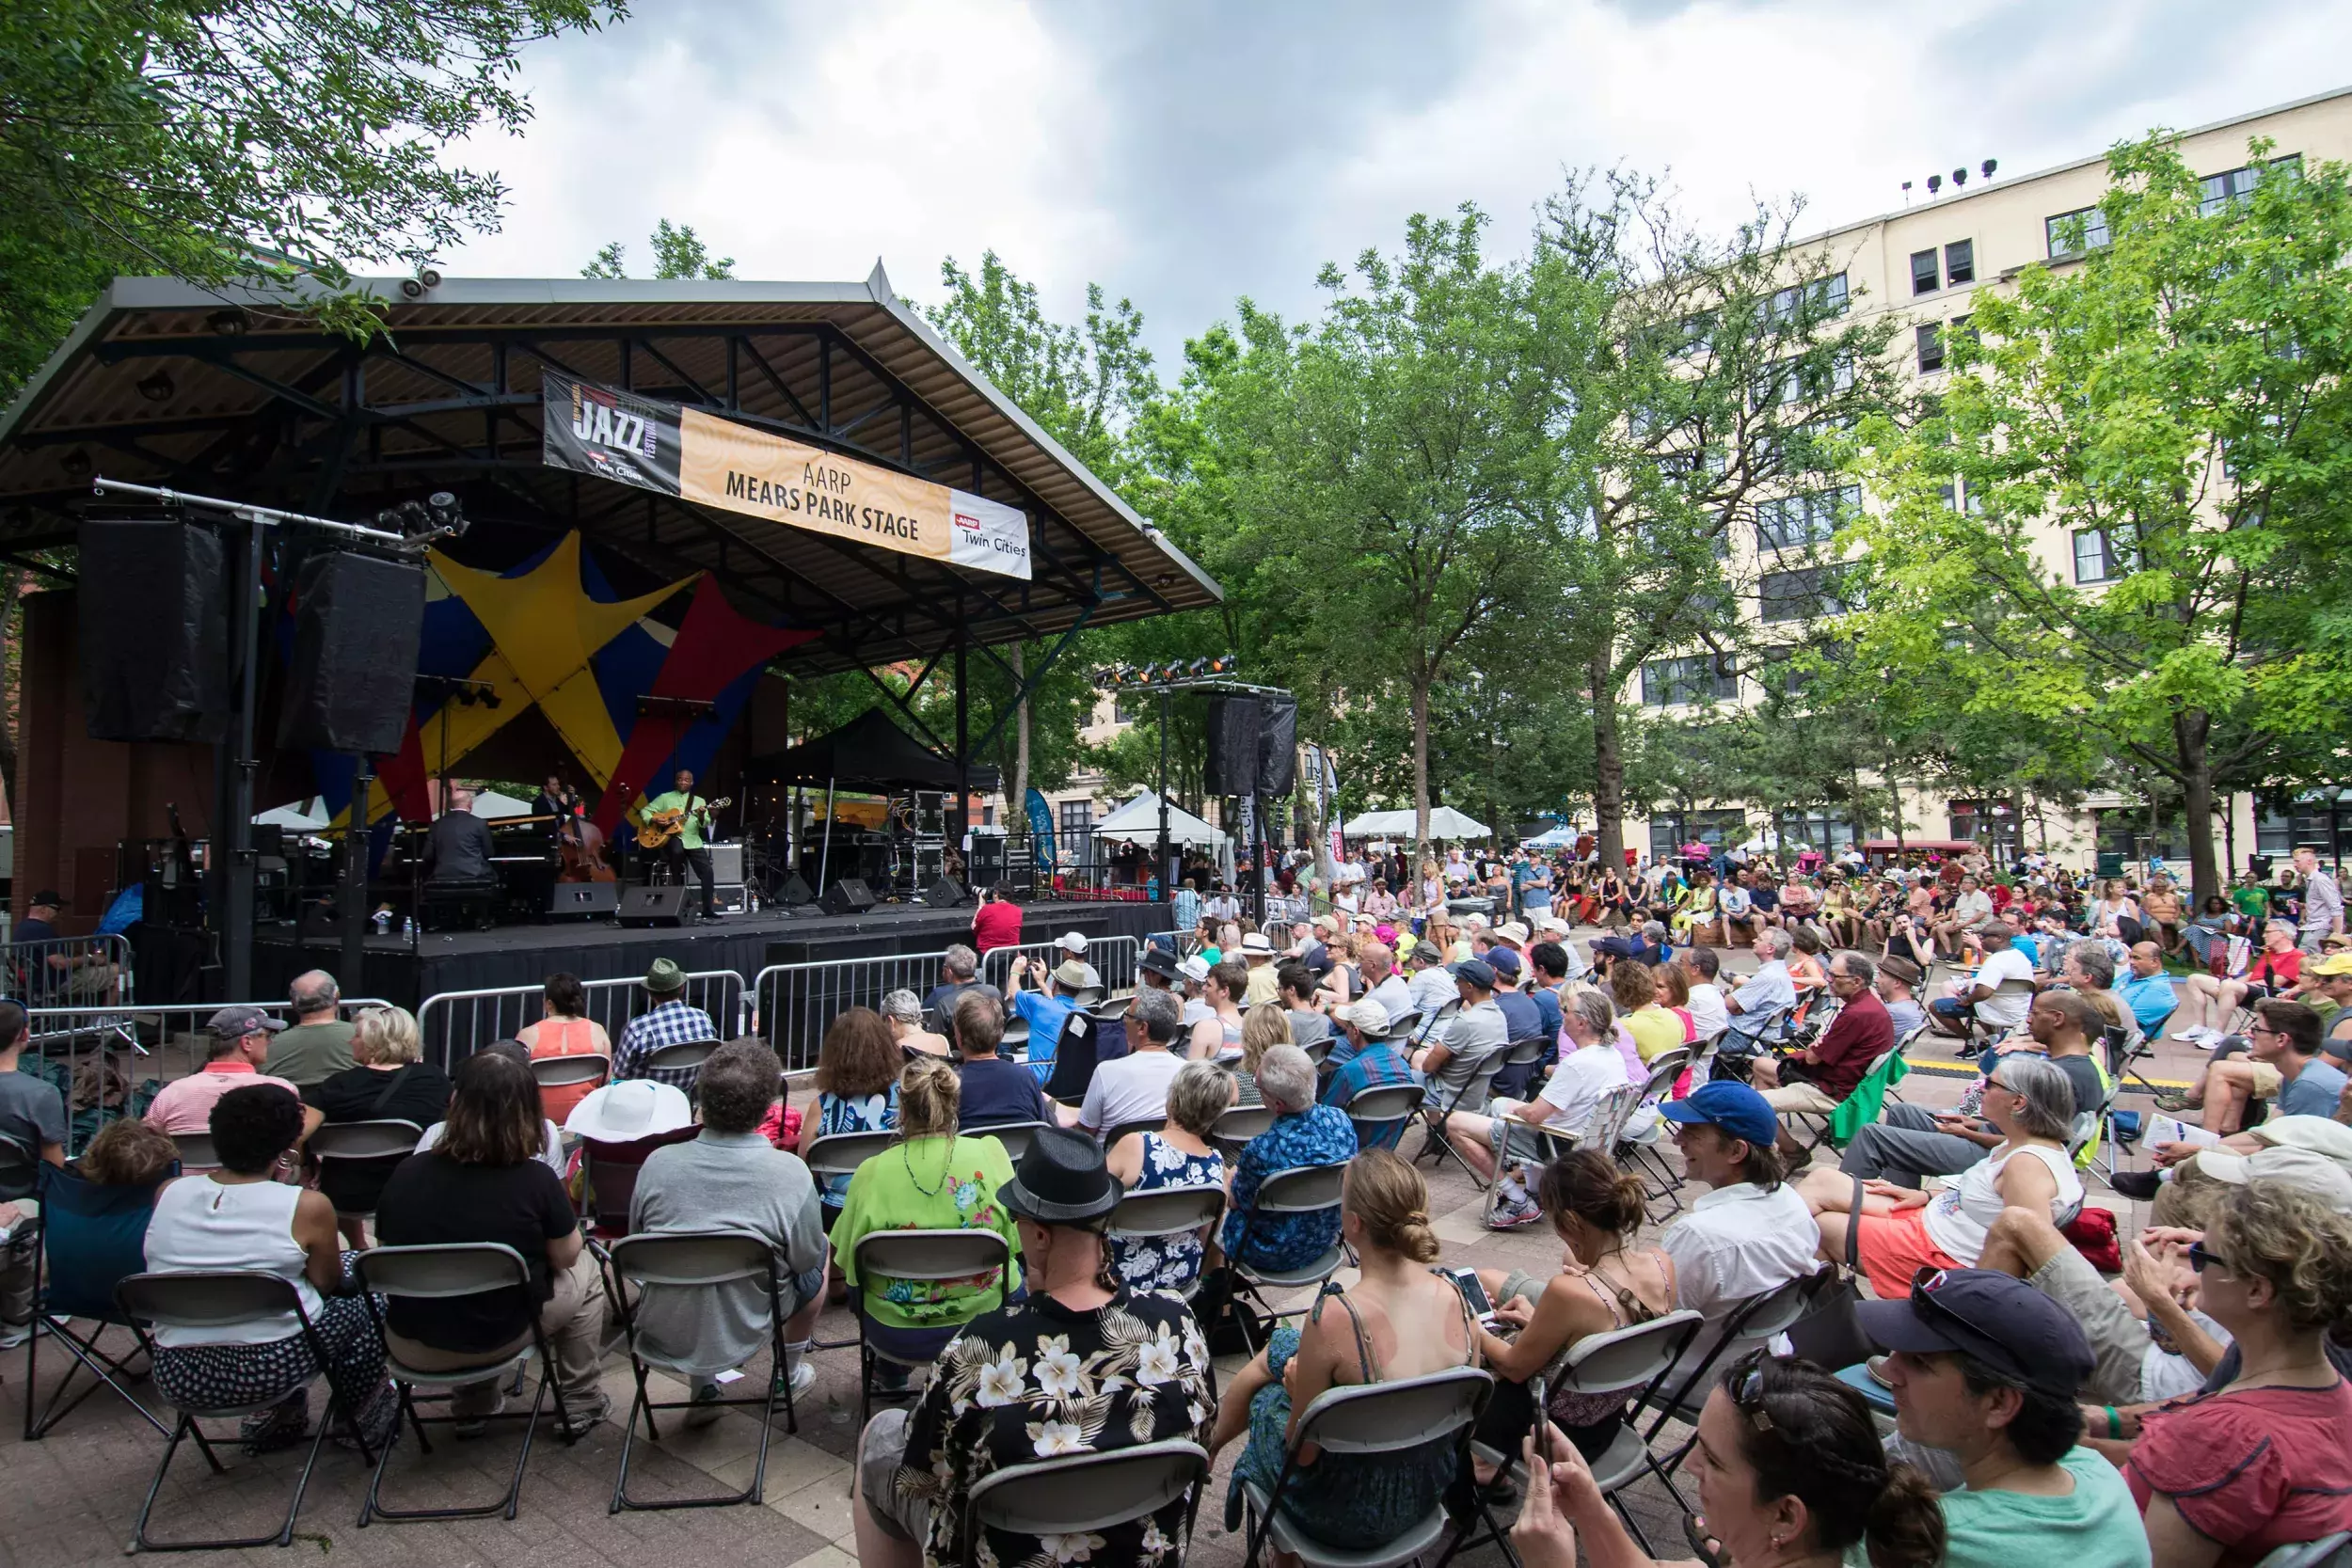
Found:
415,970 -> 746,1069
753,950 -> 955,1076
24,995 -> 393,1157
978,936 -> 1143,997
7,932 -> 136,1013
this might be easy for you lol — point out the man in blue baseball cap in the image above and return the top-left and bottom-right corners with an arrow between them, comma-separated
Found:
1655,1082 -> 1821,1386
1857,1267 -> 2147,1566
1407,958 -> 1509,1115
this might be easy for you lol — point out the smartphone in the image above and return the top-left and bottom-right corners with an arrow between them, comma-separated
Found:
1530,1375 -> 1553,1465
1441,1265 -> 1493,1317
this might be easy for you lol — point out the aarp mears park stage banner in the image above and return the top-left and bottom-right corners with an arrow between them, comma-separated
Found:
542,372 -> 1032,581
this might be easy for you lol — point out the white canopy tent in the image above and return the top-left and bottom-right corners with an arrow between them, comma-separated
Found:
1094,789 -> 1225,847
1337,806 -> 1491,840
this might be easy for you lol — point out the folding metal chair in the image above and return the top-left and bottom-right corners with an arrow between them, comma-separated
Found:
23,1159 -> 168,1441
1640,1275 -> 1822,1511
965,1438 -> 1210,1568
605,1229 -> 799,1512
1101,1116 -> 1168,1150
115,1270 -> 375,1552
167,1132 -> 221,1173
308,1118 -> 424,1240
1342,1082 -> 1422,1153
1226,1164 -> 1347,1353
2257,1533 -> 2352,1568
1211,1102 -> 1279,1158
353,1243 -> 579,1525
973,1119 -> 1050,1163
1236,1366 -> 1495,1568
1106,1184 -> 1228,1304
642,1039 -> 717,1093
1412,1050 -> 1508,1186
530,1051 -> 612,1101
851,1227 -> 1011,1427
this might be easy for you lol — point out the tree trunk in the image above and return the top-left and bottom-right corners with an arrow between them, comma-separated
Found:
1410,677 -> 1432,863
2177,708 -> 2220,906
1590,645 -> 1626,868
1009,643 -> 1029,839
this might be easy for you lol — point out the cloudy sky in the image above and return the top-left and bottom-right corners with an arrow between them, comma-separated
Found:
440,0 -> 2352,365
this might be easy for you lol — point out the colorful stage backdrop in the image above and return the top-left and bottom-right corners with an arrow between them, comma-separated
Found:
301,531 -> 815,828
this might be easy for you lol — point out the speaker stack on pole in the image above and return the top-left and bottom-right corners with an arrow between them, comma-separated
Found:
276,552 -> 427,752
79,519 -> 231,745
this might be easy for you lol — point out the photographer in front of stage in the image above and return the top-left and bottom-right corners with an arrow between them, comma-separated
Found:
971,882 -> 1023,955
644,768 -> 721,922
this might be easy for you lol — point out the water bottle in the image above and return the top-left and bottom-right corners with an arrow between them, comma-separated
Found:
748,886 -> 760,912
372,909 -> 390,936
402,916 -> 415,942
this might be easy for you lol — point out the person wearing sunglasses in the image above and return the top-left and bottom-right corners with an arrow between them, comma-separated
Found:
1857,1267 -> 2150,1568
2122,1181 -> 2352,1567
1509,1348 -> 1946,1568
2149,998 -> 2344,1144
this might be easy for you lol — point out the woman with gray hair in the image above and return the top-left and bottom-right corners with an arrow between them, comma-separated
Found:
1804,1051 -> 2082,1298
1217,1044 -> 1359,1275
1104,1058 -> 1229,1294
879,989 -> 951,1058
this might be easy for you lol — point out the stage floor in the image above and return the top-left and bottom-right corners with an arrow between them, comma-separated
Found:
244,896 -> 1171,1010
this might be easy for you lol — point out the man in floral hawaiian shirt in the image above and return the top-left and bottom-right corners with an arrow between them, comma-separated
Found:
853,1126 -> 1215,1568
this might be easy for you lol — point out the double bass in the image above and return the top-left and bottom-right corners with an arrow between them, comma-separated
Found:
556,814 -> 615,883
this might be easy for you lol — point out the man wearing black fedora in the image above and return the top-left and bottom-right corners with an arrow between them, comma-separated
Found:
852,1127 -> 1214,1568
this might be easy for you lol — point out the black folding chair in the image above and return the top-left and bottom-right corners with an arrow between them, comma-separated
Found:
115,1270 -> 376,1552
1412,1049 -> 1507,1186
308,1118 -> 424,1241
354,1243 -> 580,1525
606,1229 -> 800,1512
851,1228 -> 1012,1428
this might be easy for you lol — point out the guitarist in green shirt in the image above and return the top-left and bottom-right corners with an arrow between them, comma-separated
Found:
642,768 -> 722,920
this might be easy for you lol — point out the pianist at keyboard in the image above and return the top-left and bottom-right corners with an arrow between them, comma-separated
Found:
423,788 -> 497,888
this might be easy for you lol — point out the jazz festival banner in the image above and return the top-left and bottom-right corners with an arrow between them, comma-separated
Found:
543,372 -> 1032,581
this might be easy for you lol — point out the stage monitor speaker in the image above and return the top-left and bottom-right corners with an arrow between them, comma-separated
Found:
618,885 -> 691,927
776,872 -> 816,906
1204,695 -> 1262,797
79,517 -> 230,743
278,550 -> 427,754
548,882 -> 621,920
923,875 -> 965,909
819,878 -> 877,916
1255,693 -> 1298,796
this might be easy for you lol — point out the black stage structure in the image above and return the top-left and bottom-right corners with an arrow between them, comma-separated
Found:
0,270 -> 1221,1006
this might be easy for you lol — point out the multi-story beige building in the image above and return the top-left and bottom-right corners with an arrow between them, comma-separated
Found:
1626,83 -> 2352,875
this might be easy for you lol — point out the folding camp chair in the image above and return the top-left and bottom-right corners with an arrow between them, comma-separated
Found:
1236,1367 -> 1495,1568
606,1229 -> 800,1512
23,1159 -> 168,1441
115,1270 -> 376,1552
354,1243 -> 580,1525
1781,1030 -> 1916,1157
577,1122 -> 703,1239
966,1439 -> 1211,1568
851,1228 -> 1011,1427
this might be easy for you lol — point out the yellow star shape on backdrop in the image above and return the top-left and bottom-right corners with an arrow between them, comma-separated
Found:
361,531 -> 693,820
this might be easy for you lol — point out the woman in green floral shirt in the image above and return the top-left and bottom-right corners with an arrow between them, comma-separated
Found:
833,1055 -> 1024,1366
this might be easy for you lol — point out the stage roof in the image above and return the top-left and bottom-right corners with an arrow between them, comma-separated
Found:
0,269 -> 1220,673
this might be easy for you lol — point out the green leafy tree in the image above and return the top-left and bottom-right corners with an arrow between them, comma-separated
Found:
0,0 -> 623,398
580,218 -> 735,280
1842,132 -> 2352,902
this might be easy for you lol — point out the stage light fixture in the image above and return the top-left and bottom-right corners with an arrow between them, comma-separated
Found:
1981,158 -> 1998,180
424,490 -> 466,538
1927,174 -> 1943,195
207,309 -> 249,336
137,372 -> 175,404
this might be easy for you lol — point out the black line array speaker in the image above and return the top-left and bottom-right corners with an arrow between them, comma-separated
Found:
775,872 -> 816,907
819,878 -> 877,916
618,884 -> 691,927
79,517 -> 230,743
548,882 -> 621,920
1255,693 -> 1298,796
1204,695 -> 1261,797
278,550 -> 427,754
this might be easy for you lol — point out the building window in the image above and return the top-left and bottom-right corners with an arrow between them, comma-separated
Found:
2256,806 -> 2295,859
1911,248 -> 1939,295
2074,529 -> 2133,583
1649,809 -> 1750,862
1113,692 -> 1141,724
1773,808 -> 1856,855
982,805 -> 996,828
1057,799 -> 1093,856
2045,205 -> 2112,259
2201,154 -> 2297,216
1944,239 -> 1975,287
1916,322 -> 1944,373
1771,273 -> 1849,323
1759,564 -> 1857,623
1641,654 -> 1740,707
1756,485 -> 1857,552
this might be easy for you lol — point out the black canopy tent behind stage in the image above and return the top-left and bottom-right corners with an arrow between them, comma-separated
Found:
749,705 -> 1005,895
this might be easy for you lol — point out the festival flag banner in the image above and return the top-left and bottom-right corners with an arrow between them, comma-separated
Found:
543,372 -> 1031,580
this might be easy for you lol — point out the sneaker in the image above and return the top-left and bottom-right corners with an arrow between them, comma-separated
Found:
2153,1091 -> 2202,1114
2108,1169 -> 2164,1201
776,1358 -> 817,1401
0,1320 -> 31,1351
685,1378 -> 725,1429
1487,1196 -> 1545,1230
452,1393 -> 504,1439
241,1392 -> 310,1453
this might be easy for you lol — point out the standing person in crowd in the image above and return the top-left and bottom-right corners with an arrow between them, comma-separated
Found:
1221,1046 -> 1356,1275
1468,1150 -> 1677,1469
374,1050 -> 612,1432
854,1128 -> 1210,1568
794,1007 -> 902,1213
1212,1148 -> 1479,1555
1104,1057 -> 1229,1296
0,1000 -> 63,1345
1752,951 -> 1894,1155
1656,1084 -> 1820,1386
628,1039 -> 826,1419
516,972 -> 612,1125
268,971 -> 356,1087
142,1084 -> 399,1450
612,958 -> 720,1087
1510,1349 -> 1946,1568
1859,1270 -> 2151,1567
301,1005 -> 452,1246
2296,845 -> 2344,953
2122,1181 -> 2352,1565
1080,987 -> 1190,1135
146,1006 -> 300,1135
831,1057 -> 1021,1378
1461,990 -> 1630,1227
945,990 -> 1057,1130
1239,931 -> 1280,1005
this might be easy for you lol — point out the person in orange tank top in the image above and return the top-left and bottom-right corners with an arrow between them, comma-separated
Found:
516,972 -> 612,1123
